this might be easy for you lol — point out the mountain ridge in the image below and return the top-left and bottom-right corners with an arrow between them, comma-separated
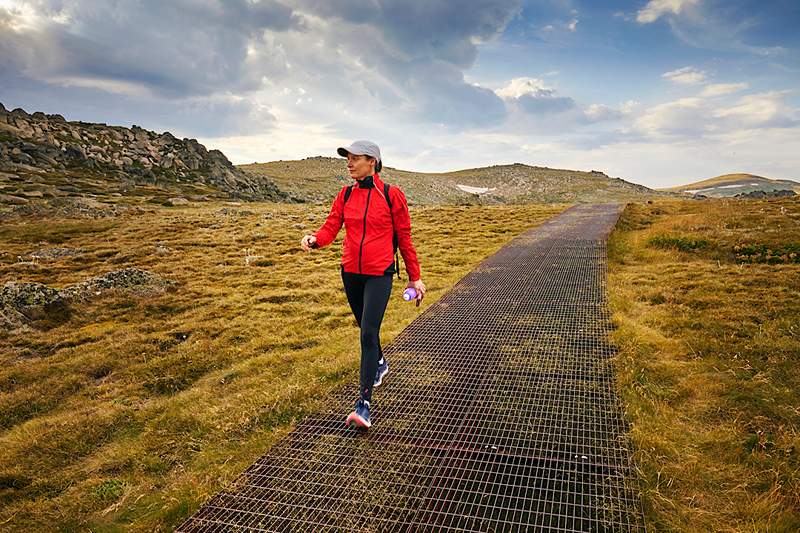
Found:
0,102 -> 290,208
239,156 -> 666,205
660,173 -> 800,198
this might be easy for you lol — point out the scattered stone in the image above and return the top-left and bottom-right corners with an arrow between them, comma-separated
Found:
166,197 -> 189,206
0,194 -> 29,205
735,189 -> 796,199
29,247 -> 85,261
60,267 -> 174,300
155,243 -> 171,255
0,281 -> 66,331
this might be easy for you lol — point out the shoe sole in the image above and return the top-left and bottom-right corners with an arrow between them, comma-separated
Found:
374,364 -> 389,387
346,411 -> 371,429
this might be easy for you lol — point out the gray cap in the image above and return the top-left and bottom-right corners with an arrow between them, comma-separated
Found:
337,140 -> 382,172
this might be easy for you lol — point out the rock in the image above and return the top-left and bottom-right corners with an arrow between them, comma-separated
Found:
155,243 -> 171,255
0,194 -> 29,205
60,267 -> 174,300
64,143 -> 87,161
166,197 -> 189,206
29,247 -> 85,260
0,280 -> 68,330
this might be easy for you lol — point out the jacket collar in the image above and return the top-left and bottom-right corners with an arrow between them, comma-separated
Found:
356,173 -> 381,189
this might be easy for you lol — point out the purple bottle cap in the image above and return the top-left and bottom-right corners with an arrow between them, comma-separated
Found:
403,287 -> 417,301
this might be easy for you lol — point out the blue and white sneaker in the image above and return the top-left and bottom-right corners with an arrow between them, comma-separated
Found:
374,358 -> 389,387
346,399 -> 371,429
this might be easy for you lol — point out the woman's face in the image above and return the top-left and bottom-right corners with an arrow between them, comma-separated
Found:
346,153 -> 375,180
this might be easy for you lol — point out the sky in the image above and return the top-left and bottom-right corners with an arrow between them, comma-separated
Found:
1,0 -> 798,188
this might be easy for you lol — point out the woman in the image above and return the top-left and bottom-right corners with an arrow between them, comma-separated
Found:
300,140 -> 426,429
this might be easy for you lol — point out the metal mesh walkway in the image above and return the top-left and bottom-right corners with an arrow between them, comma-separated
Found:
178,204 -> 644,532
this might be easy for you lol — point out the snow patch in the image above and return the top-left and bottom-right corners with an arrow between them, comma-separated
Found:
686,182 -> 760,194
456,184 -> 495,195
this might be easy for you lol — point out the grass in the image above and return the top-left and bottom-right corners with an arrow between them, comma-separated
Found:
608,197 -> 800,531
0,200 -> 565,531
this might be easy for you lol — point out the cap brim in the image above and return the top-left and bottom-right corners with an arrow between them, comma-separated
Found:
336,147 -> 350,157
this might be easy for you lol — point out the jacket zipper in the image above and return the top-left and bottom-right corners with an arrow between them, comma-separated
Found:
358,188 -> 372,273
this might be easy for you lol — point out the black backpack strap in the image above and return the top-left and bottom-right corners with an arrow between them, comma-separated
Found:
343,183 -> 355,205
384,183 -> 401,280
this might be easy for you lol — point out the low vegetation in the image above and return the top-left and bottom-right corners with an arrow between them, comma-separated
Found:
239,157 -> 663,205
608,197 -> 800,531
0,201 -> 564,531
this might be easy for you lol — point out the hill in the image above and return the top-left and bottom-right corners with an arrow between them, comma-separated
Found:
0,103 -> 291,215
661,173 -> 800,198
1,102 -> 665,213
239,157 -> 665,205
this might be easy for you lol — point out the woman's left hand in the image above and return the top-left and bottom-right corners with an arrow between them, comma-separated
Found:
407,279 -> 426,307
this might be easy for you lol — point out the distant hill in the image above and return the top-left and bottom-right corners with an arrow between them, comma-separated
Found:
239,157 -> 665,205
662,173 -> 800,198
0,102 -> 291,211
0,102 -> 666,214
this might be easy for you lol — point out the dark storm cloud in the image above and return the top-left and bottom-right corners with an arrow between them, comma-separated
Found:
0,0 -> 522,132
293,0 -> 522,126
297,0 -> 522,67
0,0 -> 302,97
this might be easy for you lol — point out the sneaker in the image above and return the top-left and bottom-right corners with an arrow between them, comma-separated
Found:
345,399 -> 371,429
374,359 -> 389,387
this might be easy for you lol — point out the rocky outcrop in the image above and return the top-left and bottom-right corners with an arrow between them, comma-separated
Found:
0,102 -> 289,201
1,268 -> 174,332
734,189 -> 797,199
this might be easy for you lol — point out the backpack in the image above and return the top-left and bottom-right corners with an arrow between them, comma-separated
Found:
343,182 -> 402,279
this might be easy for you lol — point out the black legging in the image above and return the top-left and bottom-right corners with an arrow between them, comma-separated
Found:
341,268 -> 393,403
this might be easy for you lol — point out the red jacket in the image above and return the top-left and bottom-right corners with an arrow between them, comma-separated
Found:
315,174 -> 421,280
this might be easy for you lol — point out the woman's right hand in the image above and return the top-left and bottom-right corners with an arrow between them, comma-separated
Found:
300,234 -> 317,252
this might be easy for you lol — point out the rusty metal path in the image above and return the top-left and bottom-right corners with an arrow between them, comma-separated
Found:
178,204 -> 644,532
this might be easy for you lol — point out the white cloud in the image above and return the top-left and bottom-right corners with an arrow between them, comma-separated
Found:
662,66 -> 707,85
495,77 -> 550,100
634,97 -> 706,136
495,77 -> 575,115
583,103 -> 622,122
632,90 -> 798,139
713,91 -> 797,128
620,100 -> 639,114
699,82 -> 748,97
566,18 -> 578,31
636,0 -> 700,24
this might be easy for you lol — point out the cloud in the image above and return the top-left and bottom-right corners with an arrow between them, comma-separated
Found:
633,90 -> 798,138
713,91 -> 797,129
0,0 -> 525,133
637,0 -> 700,24
583,104 -> 622,123
0,0 -> 302,98
662,66 -> 708,85
634,97 -> 706,136
496,77 -> 575,114
632,0 -> 786,57
699,82 -> 748,97
566,18 -> 578,31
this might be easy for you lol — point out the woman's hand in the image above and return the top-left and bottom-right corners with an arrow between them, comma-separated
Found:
300,234 -> 317,252
407,279 -> 426,307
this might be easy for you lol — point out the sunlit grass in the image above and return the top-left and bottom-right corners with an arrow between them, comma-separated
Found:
608,197 -> 800,531
0,201 -> 565,531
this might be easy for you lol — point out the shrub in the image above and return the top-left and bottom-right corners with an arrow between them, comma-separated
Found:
648,234 -> 709,252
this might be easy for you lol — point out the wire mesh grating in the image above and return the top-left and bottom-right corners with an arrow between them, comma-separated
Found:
178,204 -> 645,532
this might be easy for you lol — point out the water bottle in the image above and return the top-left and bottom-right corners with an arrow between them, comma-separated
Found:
403,287 -> 417,302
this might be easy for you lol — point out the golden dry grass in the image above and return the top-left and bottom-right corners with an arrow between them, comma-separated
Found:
608,197 -> 800,532
0,201 -> 564,531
